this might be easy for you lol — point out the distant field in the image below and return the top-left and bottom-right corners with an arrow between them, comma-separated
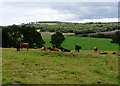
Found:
2,48 -> 118,84
39,23 -> 57,25
34,23 -> 57,26
41,32 -> 118,51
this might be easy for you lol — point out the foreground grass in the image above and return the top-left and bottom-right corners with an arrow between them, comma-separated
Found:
0,48 -> 2,85
2,48 -> 118,84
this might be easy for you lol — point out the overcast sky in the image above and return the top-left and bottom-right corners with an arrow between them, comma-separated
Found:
0,0 -> 119,26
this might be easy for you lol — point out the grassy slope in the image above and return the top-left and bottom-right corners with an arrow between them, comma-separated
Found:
0,48 -> 2,85
41,32 -> 118,51
2,48 -> 118,84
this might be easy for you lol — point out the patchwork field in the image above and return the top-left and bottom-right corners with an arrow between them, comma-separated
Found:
41,32 -> 118,51
2,48 -> 119,84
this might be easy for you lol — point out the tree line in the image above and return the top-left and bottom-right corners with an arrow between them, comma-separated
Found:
26,22 -> 119,34
2,25 -> 65,48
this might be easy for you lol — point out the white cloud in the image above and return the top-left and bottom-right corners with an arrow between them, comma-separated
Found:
0,0 -> 119,2
1,8 -> 77,26
0,2 -> 118,26
66,18 -> 118,23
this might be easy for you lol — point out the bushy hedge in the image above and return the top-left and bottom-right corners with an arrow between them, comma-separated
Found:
90,34 -> 112,38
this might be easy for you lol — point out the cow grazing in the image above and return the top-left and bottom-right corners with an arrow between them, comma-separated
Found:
20,42 -> 29,50
59,47 -> 71,52
94,47 -> 99,52
75,45 -> 82,52
48,47 -> 60,51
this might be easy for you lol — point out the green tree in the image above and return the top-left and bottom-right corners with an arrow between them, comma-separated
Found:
2,25 -> 22,47
50,32 -> 65,48
20,25 -> 45,48
2,25 -> 45,48
111,31 -> 120,51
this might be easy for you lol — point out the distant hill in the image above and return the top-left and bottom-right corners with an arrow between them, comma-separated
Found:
2,21 -> 119,35
23,21 -> 119,34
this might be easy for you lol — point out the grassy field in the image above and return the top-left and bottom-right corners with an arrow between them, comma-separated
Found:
41,32 -> 118,51
2,48 -> 119,84
0,48 -> 2,85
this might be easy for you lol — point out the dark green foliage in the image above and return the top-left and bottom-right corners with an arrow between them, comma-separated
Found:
80,34 -> 112,38
2,25 -> 45,48
2,25 -> 22,48
90,34 -> 112,38
111,31 -> 120,46
75,30 -> 95,35
50,32 -> 65,48
81,34 -> 88,37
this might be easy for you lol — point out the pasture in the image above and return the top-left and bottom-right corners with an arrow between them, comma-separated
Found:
2,48 -> 118,84
41,32 -> 118,51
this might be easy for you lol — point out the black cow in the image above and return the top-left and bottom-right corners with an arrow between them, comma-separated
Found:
59,47 -> 71,52
112,52 -> 116,54
16,43 -> 20,51
75,45 -> 82,52
100,52 -> 108,55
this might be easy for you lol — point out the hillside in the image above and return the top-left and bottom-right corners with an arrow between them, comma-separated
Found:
23,21 -> 119,34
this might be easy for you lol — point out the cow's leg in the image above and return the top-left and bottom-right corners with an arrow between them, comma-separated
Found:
27,47 -> 29,50
17,48 -> 19,51
27,46 -> 29,50
17,47 -> 20,51
21,46 -> 23,50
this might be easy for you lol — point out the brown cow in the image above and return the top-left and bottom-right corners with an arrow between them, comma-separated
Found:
20,42 -> 29,50
94,47 -> 99,52
40,46 -> 48,50
48,47 -> 60,51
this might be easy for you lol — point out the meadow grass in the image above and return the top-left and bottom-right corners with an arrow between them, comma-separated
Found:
2,48 -> 118,84
0,48 -> 2,85
41,32 -> 118,51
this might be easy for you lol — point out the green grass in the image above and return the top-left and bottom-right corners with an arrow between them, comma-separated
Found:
41,32 -> 118,51
2,48 -> 118,84
0,48 -> 2,85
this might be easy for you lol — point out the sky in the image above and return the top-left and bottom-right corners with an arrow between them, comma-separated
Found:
0,0 -> 119,26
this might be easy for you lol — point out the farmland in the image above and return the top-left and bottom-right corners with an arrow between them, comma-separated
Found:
41,32 -> 118,51
2,48 -> 119,84
1,22 -> 119,85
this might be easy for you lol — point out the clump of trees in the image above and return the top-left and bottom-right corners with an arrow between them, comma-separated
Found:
50,32 -> 65,48
111,31 -> 120,51
80,33 -> 112,38
2,25 -> 45,48
89,34 -> 112,38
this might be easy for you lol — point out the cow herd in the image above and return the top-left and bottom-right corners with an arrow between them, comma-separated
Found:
16,42 -> 117,55
16,42 -> 81,52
